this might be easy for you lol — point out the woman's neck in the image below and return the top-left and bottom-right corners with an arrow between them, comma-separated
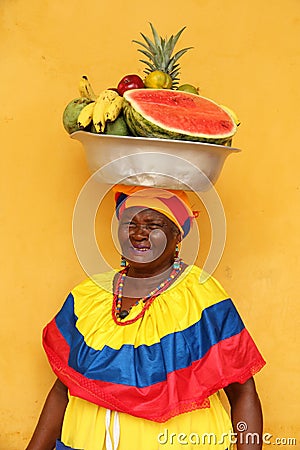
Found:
126,261 -> 174,279
120,261 -> 187,301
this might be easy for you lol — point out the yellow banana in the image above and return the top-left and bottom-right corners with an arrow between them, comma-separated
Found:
77,102 -> 95,129
105,96 -> 124,122
78,75 -> 97,101
92,90 -> 120,133
220,104 -> 241,126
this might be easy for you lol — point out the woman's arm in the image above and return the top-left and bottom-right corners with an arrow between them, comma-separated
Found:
224,377 -> 263,450
26,378 -> 69,450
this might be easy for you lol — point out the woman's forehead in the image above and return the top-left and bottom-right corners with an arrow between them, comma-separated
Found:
120,207 -> 170,222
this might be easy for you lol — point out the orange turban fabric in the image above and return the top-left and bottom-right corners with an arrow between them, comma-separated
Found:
113,185 -> 194,238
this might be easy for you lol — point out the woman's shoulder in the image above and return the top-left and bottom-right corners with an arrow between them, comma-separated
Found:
178,264 -> 229,299
71,270 -> 117,298
62,270 -> 118,320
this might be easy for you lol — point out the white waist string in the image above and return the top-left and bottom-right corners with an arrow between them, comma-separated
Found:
105,409 -> 120,450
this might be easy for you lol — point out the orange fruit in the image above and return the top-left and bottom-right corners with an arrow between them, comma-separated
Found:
144,70 -> 173,89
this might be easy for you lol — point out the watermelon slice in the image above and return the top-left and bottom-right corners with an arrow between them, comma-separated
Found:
123,89 -> 237,145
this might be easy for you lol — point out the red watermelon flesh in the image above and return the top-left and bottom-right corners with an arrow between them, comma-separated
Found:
123,89 -> 236,141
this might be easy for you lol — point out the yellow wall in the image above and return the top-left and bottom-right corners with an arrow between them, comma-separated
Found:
1,1 -> 299,448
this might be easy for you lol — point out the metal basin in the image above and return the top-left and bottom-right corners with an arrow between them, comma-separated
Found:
71,131 -> 241,191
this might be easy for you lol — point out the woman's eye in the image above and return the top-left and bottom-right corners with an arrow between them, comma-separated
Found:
120,222 -> 165,230
120,221 -> 135,226
121,222 -> 136,228
147,223 -> 164,230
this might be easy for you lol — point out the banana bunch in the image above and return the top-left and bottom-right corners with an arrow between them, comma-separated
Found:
77,76 -> 123,132
92,90 -> 123,132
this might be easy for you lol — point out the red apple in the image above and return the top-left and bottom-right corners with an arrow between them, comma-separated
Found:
117,74 -> 144,96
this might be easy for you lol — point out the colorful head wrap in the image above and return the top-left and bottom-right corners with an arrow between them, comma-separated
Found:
113,185 -> 194,238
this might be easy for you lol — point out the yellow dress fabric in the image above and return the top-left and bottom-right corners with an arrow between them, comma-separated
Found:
61,392 -> 233,450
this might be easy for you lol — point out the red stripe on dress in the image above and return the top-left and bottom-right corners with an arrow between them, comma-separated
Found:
43,322 -> 265,422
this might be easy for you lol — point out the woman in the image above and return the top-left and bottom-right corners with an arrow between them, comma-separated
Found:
26,186 -> 265,450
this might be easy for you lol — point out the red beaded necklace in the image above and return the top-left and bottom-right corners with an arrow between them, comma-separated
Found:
112,260 -> 183,326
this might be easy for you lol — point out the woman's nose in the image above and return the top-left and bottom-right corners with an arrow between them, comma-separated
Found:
130,224 -> 149,238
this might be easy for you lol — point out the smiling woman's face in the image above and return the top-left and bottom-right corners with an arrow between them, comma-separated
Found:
118,207 -> 181,275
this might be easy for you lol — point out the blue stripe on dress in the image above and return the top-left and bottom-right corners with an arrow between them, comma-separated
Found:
56,440 -> 82,450
55,294 -> 244,388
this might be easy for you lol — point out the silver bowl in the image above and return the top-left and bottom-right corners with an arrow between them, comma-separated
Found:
71,131 -> 241,191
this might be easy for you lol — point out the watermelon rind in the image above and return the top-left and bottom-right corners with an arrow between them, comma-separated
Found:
123,89 -> 237,145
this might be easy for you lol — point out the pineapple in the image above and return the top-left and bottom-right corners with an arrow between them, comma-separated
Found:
133,23 -> 192,88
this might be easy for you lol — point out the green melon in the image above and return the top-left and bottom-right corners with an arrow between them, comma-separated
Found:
123,89 -> 237,145
104,115 -> 131,136
62,97 -> 93,134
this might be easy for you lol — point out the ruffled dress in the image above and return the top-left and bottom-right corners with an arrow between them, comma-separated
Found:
43,265 -> 265,450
